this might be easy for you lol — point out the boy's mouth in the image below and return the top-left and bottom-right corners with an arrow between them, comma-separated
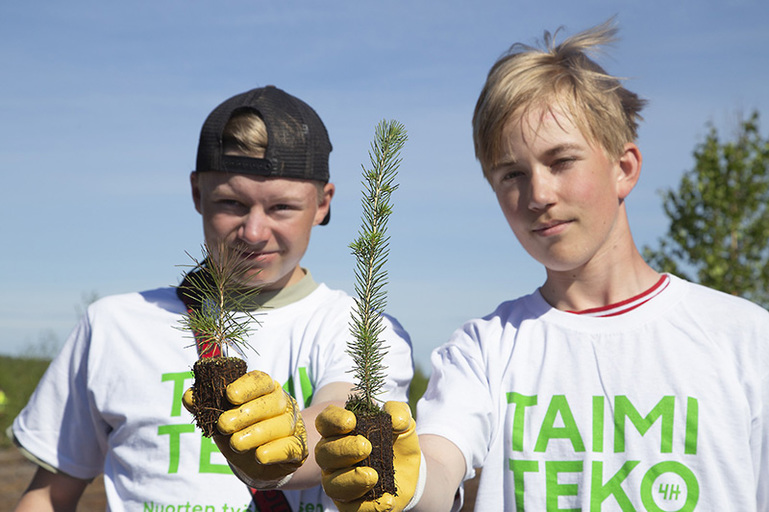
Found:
242,250 -> 276,262
532,219 -> 572,235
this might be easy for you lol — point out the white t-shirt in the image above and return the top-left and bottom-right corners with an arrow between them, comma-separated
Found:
14,274 -> 413,512
417,275 -> 769,511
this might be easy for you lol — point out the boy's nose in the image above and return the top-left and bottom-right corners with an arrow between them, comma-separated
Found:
527,170 -> 556,211
238,209 -> 270,244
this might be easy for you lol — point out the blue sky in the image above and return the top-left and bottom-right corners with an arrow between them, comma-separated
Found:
1,0 -> 768,369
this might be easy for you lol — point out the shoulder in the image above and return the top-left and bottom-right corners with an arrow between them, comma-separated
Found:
62,287 -> 183,357
309,283 -> 408,331
87,287 -> 184,318
283,283 -> 353,319
663,276 -> 769,368
256,283 -> 354,339
430,290 -> 543,366
308,282 -> 353,304
667,275 -> 769,382
674,275 -> 769,324
458,289 -> 546,339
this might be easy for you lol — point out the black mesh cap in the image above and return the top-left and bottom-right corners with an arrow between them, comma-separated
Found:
195,86 -> 332,224
196,85 -> 332,182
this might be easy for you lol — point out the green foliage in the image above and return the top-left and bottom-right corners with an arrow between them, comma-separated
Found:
407,365 -> 429,418
177,243 -> 261,358
644,111 -> 769,308
347,120 -> 408,414
0,355 -> 51,448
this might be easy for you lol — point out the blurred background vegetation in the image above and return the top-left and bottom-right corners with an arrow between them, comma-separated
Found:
0,355 -> 50,448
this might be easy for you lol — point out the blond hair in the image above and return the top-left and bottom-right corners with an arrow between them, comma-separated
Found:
222,110 -> 268,157
473,18 -> 646,176
222,109 -> 326,201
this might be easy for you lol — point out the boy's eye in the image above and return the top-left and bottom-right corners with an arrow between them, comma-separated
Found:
272,203 -> 301,213
551,157 -> 576,170
212,198 -> 246,211
490,167 -> 524,189
502,170 -> 524,182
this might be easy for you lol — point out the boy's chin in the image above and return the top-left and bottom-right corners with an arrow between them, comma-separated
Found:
235,272 -> 292,292
233,275 -> 267,290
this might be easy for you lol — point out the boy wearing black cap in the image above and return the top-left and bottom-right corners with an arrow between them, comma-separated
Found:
11,86 -> 414,511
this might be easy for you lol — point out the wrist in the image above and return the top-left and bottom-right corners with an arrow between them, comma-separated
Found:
228,462 -> 296,490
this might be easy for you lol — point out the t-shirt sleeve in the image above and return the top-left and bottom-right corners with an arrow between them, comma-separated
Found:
416,322 -> 494,481
12,314 -> 109,480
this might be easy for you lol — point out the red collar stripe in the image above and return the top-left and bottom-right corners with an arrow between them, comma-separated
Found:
569,275 -> 670,317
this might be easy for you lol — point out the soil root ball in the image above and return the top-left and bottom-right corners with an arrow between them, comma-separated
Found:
191,357 -> 247,437
352,410 -> 397,500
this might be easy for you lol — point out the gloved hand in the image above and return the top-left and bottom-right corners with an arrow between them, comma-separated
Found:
183,370 -> 308,488
315,401 -> 423,512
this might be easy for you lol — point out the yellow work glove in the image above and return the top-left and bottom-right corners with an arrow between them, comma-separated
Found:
315,401 -> 424,512
183,370 -> 308,489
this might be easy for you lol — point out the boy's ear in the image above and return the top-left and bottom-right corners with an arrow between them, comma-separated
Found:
617,143 -> 642,200
190,171 -> 203,214
314,183 -> 335,226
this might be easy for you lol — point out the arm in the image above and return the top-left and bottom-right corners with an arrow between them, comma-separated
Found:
14,466 -> 88,512
411,435 -> 465,512
282,381 -> 352,489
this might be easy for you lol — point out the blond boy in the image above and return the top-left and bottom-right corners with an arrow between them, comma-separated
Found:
313,20 -> 769,511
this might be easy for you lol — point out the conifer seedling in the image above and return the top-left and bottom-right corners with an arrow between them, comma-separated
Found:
178,242 -> 261,437
345,119 -> 407,500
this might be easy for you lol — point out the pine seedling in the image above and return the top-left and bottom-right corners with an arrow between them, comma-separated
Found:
177,242 -> 261,359
345,119 -> 407,500
346,119 -> 407,414
177,241 -> 261,436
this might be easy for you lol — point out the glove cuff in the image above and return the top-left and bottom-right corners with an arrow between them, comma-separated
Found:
403,451 -> 427,512
228,461 -> 295,490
